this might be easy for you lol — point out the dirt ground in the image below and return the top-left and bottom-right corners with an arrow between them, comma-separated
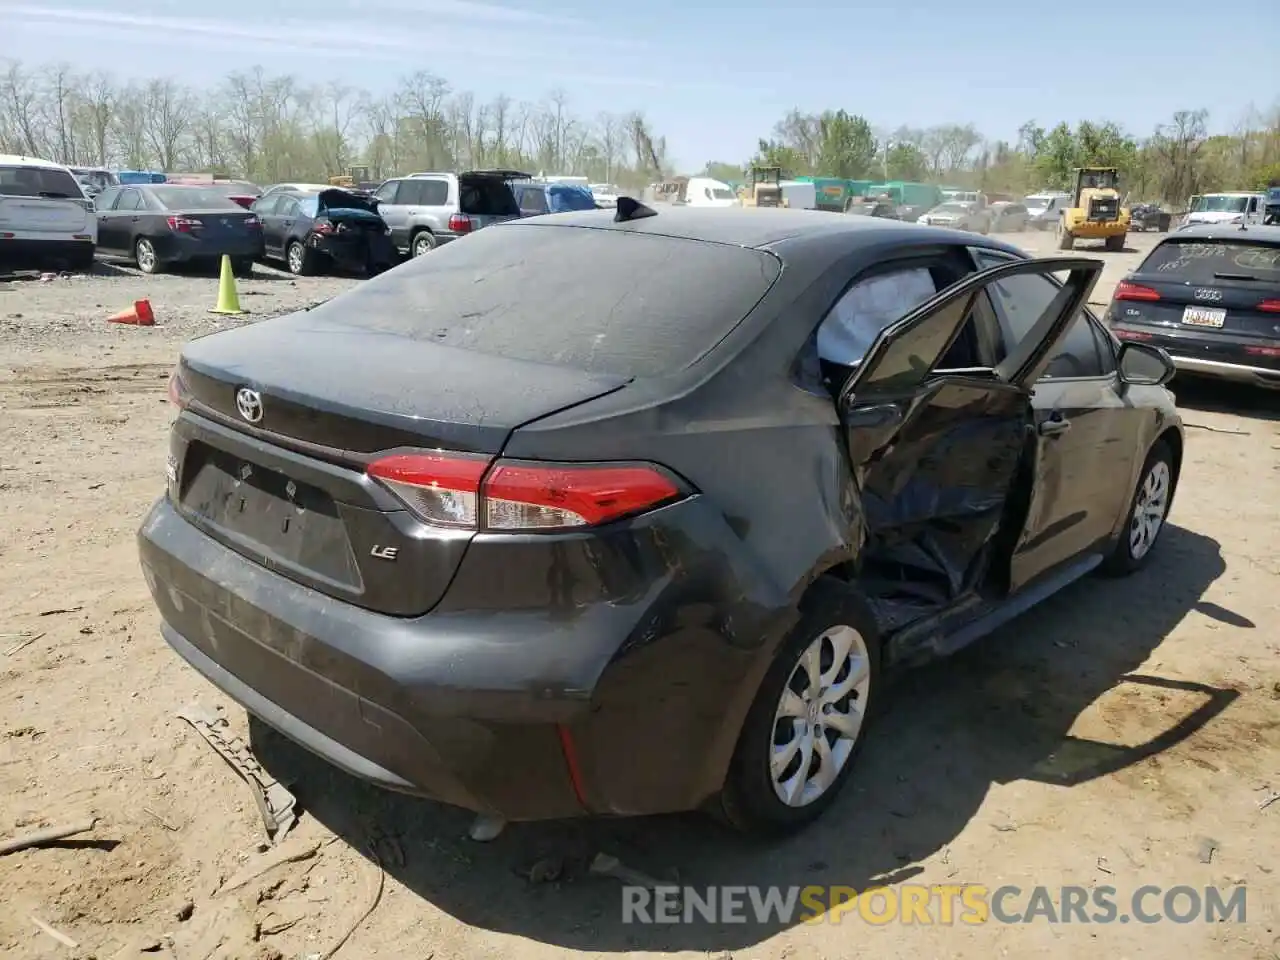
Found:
1,233 -> 1278,960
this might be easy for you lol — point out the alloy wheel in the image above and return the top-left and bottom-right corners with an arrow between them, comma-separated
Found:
287,243 -> 304,274
1129,460 -> 1170,560
136,239 -> 156,273
770,625 -> 871,807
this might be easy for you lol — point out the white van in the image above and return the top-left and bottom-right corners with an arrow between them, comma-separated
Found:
1181,192 -> 1267,227
1022,192 -> 1073,230
0,154 -> 97,269
685,176 -> 739,208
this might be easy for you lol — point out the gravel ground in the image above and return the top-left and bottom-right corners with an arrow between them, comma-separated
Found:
1,231 -> 1278,960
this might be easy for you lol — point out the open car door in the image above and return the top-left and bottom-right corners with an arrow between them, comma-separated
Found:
834,257 -> 1103,633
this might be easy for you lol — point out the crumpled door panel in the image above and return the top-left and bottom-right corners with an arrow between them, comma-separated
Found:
848,379 -> 1030,630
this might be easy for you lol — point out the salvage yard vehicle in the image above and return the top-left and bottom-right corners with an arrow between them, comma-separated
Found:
1023,192 -> 1073,231
0,154 -> 97,271
140,206 -> 1184,836
374,170 -> 527,258
742,165 -> 785,208
251,187 -> 394,276
918,201 -> 989,232
1129,203 -> 1172,232
92,184 -> 262,276
205,180 -> 263,210
513,181 -> 599,216
1180,191 -> 1267,228
987,201 -> 1030,232
1105,223 -> 1280,390
1057,166 -> 1130,251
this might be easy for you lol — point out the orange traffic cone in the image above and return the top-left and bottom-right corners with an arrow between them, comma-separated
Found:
107,299 -> 155,326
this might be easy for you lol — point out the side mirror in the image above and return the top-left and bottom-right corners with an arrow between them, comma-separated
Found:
1117,341 -> 1175,386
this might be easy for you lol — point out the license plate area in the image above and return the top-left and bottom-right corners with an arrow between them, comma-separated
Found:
180,443 -> 359,586
1181,305 -> 1226,328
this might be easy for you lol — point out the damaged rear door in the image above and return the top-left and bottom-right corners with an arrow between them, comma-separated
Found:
836,257 -> 1103,627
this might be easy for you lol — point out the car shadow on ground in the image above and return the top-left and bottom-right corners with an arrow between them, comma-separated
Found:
1171,375 -> 1280,423
251,523 -> 1237,953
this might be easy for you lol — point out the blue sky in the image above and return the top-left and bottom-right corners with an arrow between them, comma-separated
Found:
3,0 -> 1277,171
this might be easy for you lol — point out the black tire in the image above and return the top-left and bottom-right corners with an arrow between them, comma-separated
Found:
410,230 -> 436,257
1100,439 -> 1175,577
1104,234 -> 1126,252
232,257 -> 255,279
1056,221 -> 1074,251
286,240 -> 315,276
69,247 -> 96,272
135,237 -> 162,274
716,577 -> 882,836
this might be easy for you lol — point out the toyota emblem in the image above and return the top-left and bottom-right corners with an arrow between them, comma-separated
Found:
235,387 -> 263,423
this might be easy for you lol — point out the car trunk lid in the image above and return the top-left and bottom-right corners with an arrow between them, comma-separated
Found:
178,207 -> 260,238
171,310 -> 630,616
0,195 -> 90,233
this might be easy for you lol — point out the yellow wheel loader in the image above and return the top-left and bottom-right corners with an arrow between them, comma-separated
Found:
742,166 -> 786,208
1056,166 -> 1130,251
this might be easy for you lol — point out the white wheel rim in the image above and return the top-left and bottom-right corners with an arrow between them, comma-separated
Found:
137,240 -> 155,270
1129,460 -> 1170,560
288,245 -> 302,272
770,625 -> 870,808
414,235 -> 431,255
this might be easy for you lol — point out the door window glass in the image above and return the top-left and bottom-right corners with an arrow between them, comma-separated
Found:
375,180 -> 400,203
115,189 -> 143,211
817,267 -> 938,367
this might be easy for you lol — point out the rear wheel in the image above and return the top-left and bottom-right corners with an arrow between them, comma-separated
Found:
135,237 -> 161,274
411,230 -> 436,257
716,578 -> 881,836
286,240 -> 316,276
1056,221 -> 1074,250
1101,439 -> 1175,577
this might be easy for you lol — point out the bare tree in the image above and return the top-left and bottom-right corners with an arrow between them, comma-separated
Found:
143,78 -> 192,171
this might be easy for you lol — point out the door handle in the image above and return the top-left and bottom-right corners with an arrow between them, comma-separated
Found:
130,216 -> 140,222
1039,415 -> 1071,437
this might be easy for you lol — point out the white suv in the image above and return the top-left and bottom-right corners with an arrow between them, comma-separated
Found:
0,154 -> 97,270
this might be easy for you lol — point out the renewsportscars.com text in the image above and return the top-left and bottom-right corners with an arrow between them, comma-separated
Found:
621,883 -> 1248,925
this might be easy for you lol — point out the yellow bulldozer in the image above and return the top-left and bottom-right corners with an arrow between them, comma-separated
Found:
741,165 -> 786,208
328,165 -> 372,189
1056,166 -> 1130,251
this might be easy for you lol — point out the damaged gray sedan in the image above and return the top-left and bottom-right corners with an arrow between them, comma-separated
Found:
139,205 -> 1184,836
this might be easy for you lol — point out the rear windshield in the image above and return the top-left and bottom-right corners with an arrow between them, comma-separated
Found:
309,222 -> 782,378
1139,238 -> 1280,283
149,186 -> 243,210
459,176 -> 520,216
0,164 -> 83,198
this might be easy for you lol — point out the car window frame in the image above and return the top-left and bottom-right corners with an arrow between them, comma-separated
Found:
968,246 -> 1116,381
796,246 -> 1005,397
374,180 -> 400,204
94,186 -> 121,211
114,188 -> 143,212
418,178 -> 449,206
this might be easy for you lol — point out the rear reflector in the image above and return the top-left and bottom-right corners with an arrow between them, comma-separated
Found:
1258,299 -> 1280,313
167,368 -> 189,408
1113,329 -> 1153,340
1114,281 -> 1161,302
367,452 -> 685,531
1245,345 -> 1280,358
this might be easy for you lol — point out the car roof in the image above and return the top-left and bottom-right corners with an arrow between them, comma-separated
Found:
1167,224 -> 1280,243
504,207 -> 1026,256
0,153 -> 73,171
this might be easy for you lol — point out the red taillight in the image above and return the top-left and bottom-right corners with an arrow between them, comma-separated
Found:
1245,345 -> 1280,357
167,368 -> 189,408
1113,329 -> 1152,341
1258,299 -> 1280,313
448,213 -> 472,233
1114,281 -> 1161,302
367,453 -> 684,531
313,219 -> 335,236
167,216 -> 200,233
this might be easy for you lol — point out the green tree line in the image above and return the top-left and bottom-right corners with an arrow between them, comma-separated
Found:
0,59 -> 671,189
704,107 -> 1280,205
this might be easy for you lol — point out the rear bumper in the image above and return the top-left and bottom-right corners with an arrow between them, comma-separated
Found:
314,232 -> 395,269
1110,322 -> 1280,389
159,234 -> 265,264
0,236 -> 95,265
138,492 -> 784,820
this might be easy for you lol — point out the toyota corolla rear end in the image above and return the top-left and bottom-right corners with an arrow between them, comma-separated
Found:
138,217 -> 784,821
